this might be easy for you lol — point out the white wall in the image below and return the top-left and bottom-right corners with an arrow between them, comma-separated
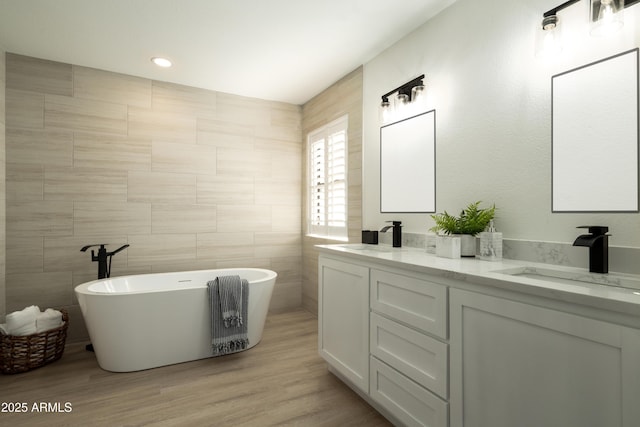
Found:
363,0 -> 640,248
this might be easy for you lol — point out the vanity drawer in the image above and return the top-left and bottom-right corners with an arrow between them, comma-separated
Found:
370,269 -> 448,339
370,356 -> 448,427
371,312 -> 448,399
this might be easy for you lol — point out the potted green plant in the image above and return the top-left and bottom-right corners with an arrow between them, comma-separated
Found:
430,201 -> 496,257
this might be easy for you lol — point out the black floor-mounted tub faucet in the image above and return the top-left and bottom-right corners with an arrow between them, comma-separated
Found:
80,243 -> 130,279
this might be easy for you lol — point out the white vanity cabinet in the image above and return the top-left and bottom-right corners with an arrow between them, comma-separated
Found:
317,246 -> 640,427
369,269 -> 449,427
318,255 -> 370,393
319,253 -> 450,426
450,288 -> 640,427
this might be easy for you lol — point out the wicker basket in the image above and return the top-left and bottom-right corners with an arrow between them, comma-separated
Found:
0,309 -> 69,374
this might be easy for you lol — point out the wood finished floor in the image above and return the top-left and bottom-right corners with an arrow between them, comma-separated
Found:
0,309 -> 391,427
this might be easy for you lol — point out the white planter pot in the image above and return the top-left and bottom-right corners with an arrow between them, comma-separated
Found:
454,234 -> 476,257
435,236 -> 461,259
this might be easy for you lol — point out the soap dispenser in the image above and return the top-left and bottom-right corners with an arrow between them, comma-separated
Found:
478,220 -> 502,261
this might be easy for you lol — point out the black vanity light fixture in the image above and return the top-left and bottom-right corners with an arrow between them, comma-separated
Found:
541,0 -> 580,31
380,75 -> 425,109
538,0 -> 638,56
538,0 -> 582,57
590,0 -> 629,36
380,75 -> 425,124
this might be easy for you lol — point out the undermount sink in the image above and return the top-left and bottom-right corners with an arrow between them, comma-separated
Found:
493,266 -> 640,291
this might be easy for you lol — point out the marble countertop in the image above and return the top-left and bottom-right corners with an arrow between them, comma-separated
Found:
316,243 -> 640,318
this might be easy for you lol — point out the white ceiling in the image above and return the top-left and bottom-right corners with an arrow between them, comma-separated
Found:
0,0 -> 455,105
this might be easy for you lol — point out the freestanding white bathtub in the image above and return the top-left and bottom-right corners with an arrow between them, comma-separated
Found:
75,268 -> 277,372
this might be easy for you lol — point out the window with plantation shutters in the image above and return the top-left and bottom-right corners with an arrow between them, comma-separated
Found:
307,115 -> 348,240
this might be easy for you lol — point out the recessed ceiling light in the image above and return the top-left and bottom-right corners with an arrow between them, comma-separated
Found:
151,57 -> 172,68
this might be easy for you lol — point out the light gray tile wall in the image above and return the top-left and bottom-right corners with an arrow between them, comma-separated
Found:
301,67 -> 364,315
5,53 -> 302,340
0,49 -> 6,322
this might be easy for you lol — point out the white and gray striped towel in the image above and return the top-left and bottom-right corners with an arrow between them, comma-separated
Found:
207,275 -> 249,356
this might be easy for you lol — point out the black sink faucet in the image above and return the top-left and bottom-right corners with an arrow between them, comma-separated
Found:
80,244 -> 130,279
572,226 -> 609,274
380,221 -> 402,248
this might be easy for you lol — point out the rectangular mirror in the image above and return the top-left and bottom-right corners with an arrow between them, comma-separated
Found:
380,110 -> 436,213
552,48 -> 639,212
